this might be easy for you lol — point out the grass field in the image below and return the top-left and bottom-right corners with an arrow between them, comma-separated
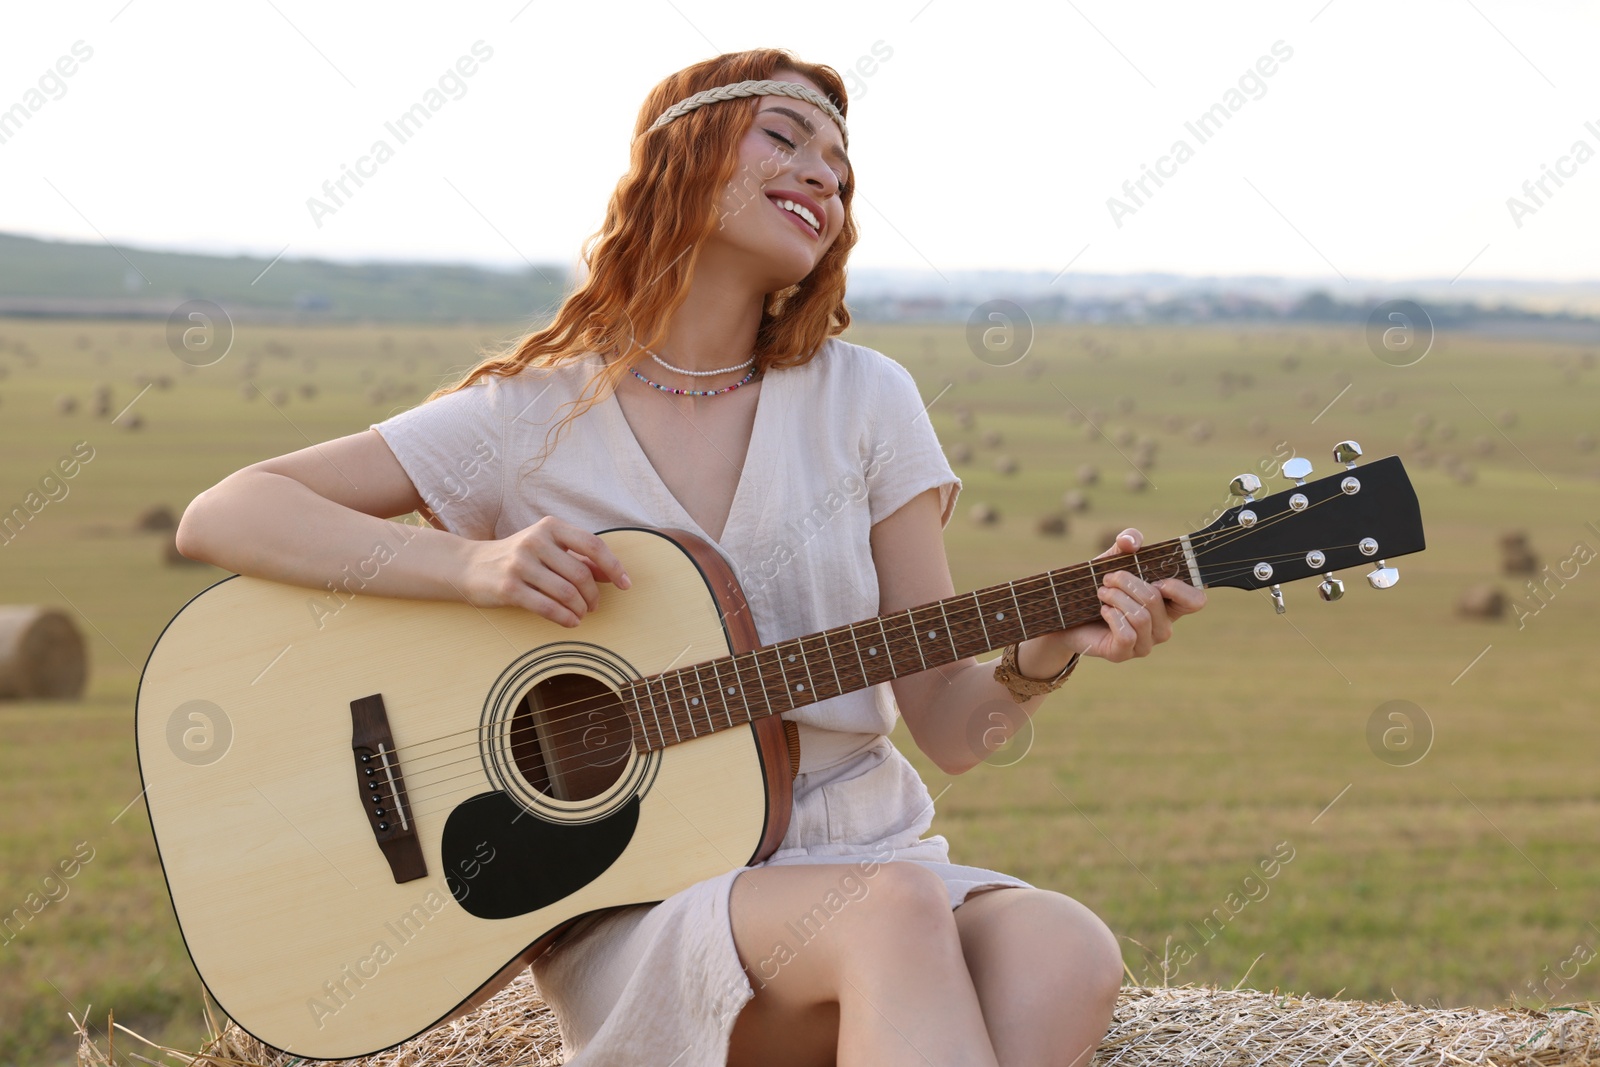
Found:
1,317 -> 1597,1065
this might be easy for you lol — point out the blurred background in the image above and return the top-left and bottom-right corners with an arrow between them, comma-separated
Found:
2,1 -> 1597,1063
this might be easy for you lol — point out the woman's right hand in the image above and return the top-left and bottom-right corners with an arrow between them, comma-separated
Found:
456,516 -> 632,628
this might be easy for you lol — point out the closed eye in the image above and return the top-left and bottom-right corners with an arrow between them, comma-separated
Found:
766,129 -> 850,195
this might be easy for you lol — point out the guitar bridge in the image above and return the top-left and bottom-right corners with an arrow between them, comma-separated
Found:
350,693 -> 426,883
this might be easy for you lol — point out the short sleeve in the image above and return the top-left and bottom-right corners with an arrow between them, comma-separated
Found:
370,376 -> 505,540
863,352 -> 962,529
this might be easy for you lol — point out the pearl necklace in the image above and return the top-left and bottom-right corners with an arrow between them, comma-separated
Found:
648,348 -> 755,377
629,364 -> 758,397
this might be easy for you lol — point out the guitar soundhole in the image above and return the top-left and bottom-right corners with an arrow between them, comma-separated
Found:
508,673 -> 633,802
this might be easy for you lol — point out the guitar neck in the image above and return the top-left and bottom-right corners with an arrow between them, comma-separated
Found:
623,537 -> 1197,752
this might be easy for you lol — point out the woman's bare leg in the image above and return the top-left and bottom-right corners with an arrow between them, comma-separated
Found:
726,861 -> 1001,1067
952,886 -> 1125,1067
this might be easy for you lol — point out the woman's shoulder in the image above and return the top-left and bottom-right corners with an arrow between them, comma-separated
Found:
792,336 -> 916,395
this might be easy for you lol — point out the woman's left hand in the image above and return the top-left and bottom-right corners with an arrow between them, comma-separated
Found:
1041,528 -> 1208,664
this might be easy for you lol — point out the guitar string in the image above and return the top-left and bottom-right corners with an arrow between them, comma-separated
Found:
377,480 -> 1380,814
396,524 -> 1373,810
401,536 -> 1378,822
388,496 -> 1362,800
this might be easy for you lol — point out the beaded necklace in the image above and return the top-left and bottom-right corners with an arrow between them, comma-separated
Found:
628,364 -> 758,397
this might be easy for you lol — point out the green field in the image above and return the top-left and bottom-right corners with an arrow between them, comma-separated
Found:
2,318 -> 1597,1065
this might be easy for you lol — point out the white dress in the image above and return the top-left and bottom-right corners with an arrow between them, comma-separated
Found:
371,337 -> 1033,1065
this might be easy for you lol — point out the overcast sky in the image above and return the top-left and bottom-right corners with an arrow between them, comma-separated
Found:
2,0 -> 1596,283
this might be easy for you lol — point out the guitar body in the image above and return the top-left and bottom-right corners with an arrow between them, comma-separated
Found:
136,527 -> 795,1060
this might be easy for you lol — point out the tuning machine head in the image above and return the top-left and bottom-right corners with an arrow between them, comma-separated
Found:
1281,457 -> 1313,486
1333,440 -> 1363,469
1366,561 -> 1400,589
1229,473 -> 1263,502
1318,574 -> 1346,601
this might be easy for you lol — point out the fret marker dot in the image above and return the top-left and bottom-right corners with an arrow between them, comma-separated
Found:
795,683 -> 805,692
726,686 -> 735,695
995,612 -> 1006,620
927,630 -> 937,640
868,647 -> 877,655
690,697 -> 699,706
787,654 -> 796,663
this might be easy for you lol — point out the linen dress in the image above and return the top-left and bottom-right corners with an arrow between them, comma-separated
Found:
371,337 -> 1034,1065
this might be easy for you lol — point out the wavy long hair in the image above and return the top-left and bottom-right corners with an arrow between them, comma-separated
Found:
423,47 -> 857,478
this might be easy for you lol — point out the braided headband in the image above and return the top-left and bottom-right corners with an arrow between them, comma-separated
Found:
644,79 -> 848,147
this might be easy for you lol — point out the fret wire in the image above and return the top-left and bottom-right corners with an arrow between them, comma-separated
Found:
1006,580 -> 1026,640
847,620 -> 870,691
819,629 -> 844,699
1135,552 -> 1146,580
972,590 -> 992,650
769,645 -> 799,712
1086,560 -> 1098,586
693,664 -> 715,735
673,671 -> 697,738
735,651 -> 759,723
907,606 -> 928,671
936,600 -> 959,659
1044,569 -> 1067,631
792,637 -> 817,700
876,617 -> 894,680
658,676 -> 681,744
638,683 -> 662,750
710,658 -> 735,730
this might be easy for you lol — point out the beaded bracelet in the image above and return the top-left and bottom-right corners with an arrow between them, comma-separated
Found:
992,643 -> 1081,704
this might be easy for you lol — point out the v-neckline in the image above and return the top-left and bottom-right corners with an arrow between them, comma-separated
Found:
600,364 -> 776,549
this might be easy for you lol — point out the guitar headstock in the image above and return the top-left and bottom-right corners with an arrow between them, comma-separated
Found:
1187,443 -> 1425,605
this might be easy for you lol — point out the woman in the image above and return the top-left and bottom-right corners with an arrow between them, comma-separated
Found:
176,48 -> 1204,1067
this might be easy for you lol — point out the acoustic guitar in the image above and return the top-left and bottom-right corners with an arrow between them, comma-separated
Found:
135,443 -> 1423,1059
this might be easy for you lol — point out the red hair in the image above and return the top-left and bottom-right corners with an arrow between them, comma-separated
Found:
424,48 -> 857,475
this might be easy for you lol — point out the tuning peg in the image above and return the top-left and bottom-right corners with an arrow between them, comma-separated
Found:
1318,574 -> 1345,601
1281,457 -> 1313,486
1229,473 -> 1263,502
1269,584 -> 1286,614
1333,440 -> 1363,469
1366,561 -> 1400,589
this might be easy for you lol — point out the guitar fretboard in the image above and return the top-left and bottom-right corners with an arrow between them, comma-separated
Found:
621,538 -> 1194,752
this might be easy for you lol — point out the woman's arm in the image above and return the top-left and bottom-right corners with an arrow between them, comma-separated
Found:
175,429 -> 631,627
874,487 -> 1205,776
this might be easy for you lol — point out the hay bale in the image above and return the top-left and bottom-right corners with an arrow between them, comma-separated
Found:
1078,464 -> 1100,486
89,976 -> 1600,1067
994,454 -> 1019,475
981,428 -> 1004,448
946,442 -> 972,465
0,606 -> 87,700
1124,470 -> 1150,493
1061,489 -> 1090,513
1500,532 -> 1538,576
969,502 -> 999,525
136,504 -> 177,531
56,394 -> 78,415
1036,513 -> 1068,537
1188,420 -> 1213,443
1457,584 -> 1506,619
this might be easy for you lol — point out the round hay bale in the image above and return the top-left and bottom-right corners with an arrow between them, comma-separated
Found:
1497,408 -> 1518,429
968,503 -> 999,526
136,504 -> 177,531
1452,464 -> 1477,485
1114,427 -> 1135,447
1078,464 -> 1100,486
1472,435 -> 1495,456
239,382 -> 257,400
1124,470 -> 1150,492
1577,431 -> 1596,453
269,388 -> 289,406
1188,420 -> 1213,444
120,412 -> 144,431
1500,531 -> 1538,575
1061,489 -> 1090,513
1036,514 -> 1068,537
1115,395 -> 1134,414
163,529 -> 207,566
1456,584 -> 1505,619
953,406 -> 974,430
1166,368 -> 1186,386
1436,422 -> 1456,442
1413,412 -> 1433,431
1163,414 -> 1184,434
299,382 -> 319,400
55,393 -> 78,415
946,442 -> 972,465
1378,388 -> 1397,407
993,454 -> 1018,476
0,606 -> 87,700
981,428 -> 1003,448
1248,416 -> 1268,435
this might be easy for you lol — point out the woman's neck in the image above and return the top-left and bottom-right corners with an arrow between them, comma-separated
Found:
648,248 -> 768,373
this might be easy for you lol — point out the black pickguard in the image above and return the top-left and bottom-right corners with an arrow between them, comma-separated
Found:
441,792 -> 638,920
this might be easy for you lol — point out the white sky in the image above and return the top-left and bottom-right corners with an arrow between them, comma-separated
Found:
2,0 -> 1597,283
